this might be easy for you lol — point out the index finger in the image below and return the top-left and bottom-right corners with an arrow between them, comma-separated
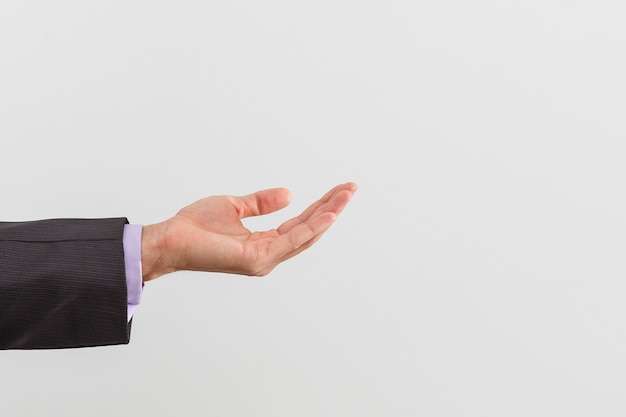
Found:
277,182 -> 357,234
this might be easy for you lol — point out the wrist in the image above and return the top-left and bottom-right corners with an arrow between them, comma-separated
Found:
141,221 -> 172,282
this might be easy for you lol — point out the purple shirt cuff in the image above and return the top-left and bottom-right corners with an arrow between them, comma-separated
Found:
123,224 -> 143,322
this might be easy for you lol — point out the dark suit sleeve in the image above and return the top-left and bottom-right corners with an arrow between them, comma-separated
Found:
0,218 -> 132,349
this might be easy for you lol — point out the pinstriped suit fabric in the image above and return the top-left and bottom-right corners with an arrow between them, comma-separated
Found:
0,218 -> 131,349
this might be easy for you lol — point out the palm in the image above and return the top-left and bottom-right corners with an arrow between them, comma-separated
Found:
160,183 -> 356,277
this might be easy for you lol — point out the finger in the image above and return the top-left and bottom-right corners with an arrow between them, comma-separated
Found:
268,211 -> 337,259
301,182 -> 357,220
277,185 -> 355,234
317,182 -> 358,205
272,228 -> 326,266
246,189 -> 348,242
274,192 -> 352,261
276,189 -> 351,234
271,207 -> 344,266
234,188 -> 292,219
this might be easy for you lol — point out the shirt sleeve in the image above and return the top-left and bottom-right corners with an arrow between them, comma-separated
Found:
122,224 -> 143,322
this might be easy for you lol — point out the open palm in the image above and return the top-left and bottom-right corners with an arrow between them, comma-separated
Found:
141,182 -> 357,281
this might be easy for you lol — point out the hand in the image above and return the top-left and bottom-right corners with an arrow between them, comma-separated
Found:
141,182 -> 357,281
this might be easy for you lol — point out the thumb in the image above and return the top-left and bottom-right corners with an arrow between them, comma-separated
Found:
236,187 -> 292,218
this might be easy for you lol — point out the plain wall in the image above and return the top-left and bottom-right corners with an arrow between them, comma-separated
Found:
1,1 -> 625,416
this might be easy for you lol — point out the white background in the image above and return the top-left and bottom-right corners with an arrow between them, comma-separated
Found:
1,1 -> 625,416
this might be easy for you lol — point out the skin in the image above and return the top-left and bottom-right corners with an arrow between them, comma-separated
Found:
140,182 -> 358,281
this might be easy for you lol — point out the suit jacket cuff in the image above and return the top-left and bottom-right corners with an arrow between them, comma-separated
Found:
0,218 -> 131,349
